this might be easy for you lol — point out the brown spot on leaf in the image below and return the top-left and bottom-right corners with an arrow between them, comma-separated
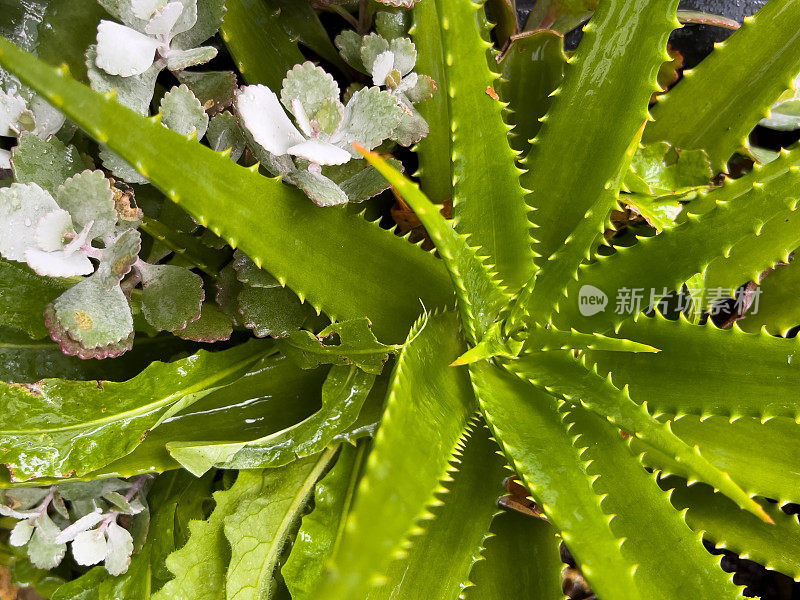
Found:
485,86 -> 499,100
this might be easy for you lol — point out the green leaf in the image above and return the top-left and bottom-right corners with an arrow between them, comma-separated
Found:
417,0 -> 534,292
470,362 -> 740,600
464,511 -> 563,600
139,217 -> 228,276
238,284 -> 311,338
167,365 -> 375,475
0,39 -> 454,343
517,0 -> 680,325
741,256 -> 800,335
644,0 -> 800,171
223,451 -> 338,600
56,169 -> 117,241
220,0 -> 305,90
366,423 -> 507,600
175,70 -> 237,115
283,442 -> 368,600
497,29 -> 566,157
585,313 -> 800,420
358,148 -> 507,345
205,111 -> 246,162
11,132 -> 83,194
311,310 -> 475,600
174,303 -> 233,342
171,0 -> 226,51
662,476 -> 800,580
624,142 -> 712,196
524,0 -> 598,33
0,339 -> 269,480
160,84 -> 209,139
0,257 -> 72,340
139,263 -> 204,332
86,45 -> 160,115
278,319 -> 398,374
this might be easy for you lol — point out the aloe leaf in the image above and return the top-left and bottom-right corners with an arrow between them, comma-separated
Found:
497,29 -> 566,157
464,511 -> 563,600
138,217 -> 228,276
644,0 -> 800,171
586,313 -> 800,420
222,450 -> 339,600
283,442 -> 368,600
508,350 -> 770,522
662,476 -> 800,580
415,0 -> 533,291
311,310 -> 476,600
409,0 -> 452,204
469,362 -> 741,600
167,365 -> 375,475
358,148 -> 506,344
219,0 -> 304,90
634,415 -> 800,503
365,423 -> 506,600
0,39 -> 454,343
0,339 -> 270,481
741,257 -> 800,334
564,148 -> 800,333
0,259 -> 72,339
521,0 -> 679,270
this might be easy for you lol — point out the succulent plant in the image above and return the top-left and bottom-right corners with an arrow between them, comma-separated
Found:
1,0 -> 800,599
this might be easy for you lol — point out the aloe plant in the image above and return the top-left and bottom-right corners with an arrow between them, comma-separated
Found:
1,0 -> 800,598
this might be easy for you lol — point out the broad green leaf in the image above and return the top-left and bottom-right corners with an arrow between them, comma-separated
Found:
0,339 -> 269,480
223,451 -> 338,600
564,148 -> 800,333
464,511 -> 563,600
662,476 -> 800,580
644,0 -> 800,171
55,170 -> 117,241
524,0 -> 598,33
171,0 -> 226,51
174,303 -> 233,342
160,84 -> 209,138
278,319 -> 398,374
11,132 -> 83,194
238,284 -> 311,338
358,148 -> 507,345
220,0 -> 305,90
420,0 -> 533,292
0,39 -> 454,343
497,29 -> 566,157
0,258 -> 72,339
167,365 -> 375,475
624,142 -> 712,196
470,362 -> 740,600
283,442 -> 368,600
138,217 -> 228,276
175,70 -> 237,115
366,423 -> 507,600
311,310 -> 475,600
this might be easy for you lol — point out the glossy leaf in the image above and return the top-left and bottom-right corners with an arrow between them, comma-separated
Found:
167,365 -> 375,475
0,340 -> 270,480
0,259 -> 72,339
741,256 -> 800,334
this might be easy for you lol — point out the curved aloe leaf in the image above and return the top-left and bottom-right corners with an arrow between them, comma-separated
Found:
421,0 -> 534,292
311,310 -> 475,600
586,313 -> 800,420
358,147 -> 506,344
635,415 -> 800,503
469,362 -> 741,600
167,365 -> 375,475
464,510 -> 563,600
283,442 -> 369,600
0,339 -> 270,481
564,148 -> 800,333
521,0 -> 680,269
497,30 -> 566,157
139,217 -> 228,276
662,476 -> 800,580
741,256 -> 800,335
220,0 -> 304,90
409,0 -> 453,204
644,0 -> 800,171
366,423 -> 506,600
508,350 -> 770,522
0,39 -> 453,343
